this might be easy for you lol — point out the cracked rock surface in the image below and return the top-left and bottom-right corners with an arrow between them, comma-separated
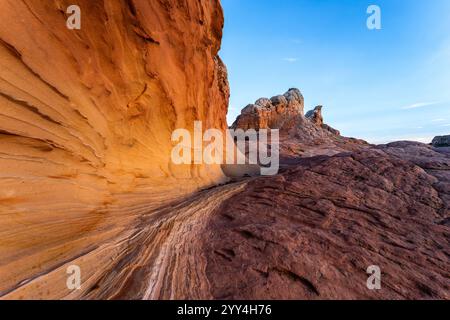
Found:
203,147 -> 449,299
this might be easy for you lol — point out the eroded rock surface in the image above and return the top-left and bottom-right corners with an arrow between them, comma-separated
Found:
305,105 -> 324,126
0,0 -> 229,298
198,94 -> 449,300
231,88 -> 304,130
203,148 -> 449,299
231,89 -> 366,162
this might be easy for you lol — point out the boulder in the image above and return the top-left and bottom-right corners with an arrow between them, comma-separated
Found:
432,135 -> 450,147
305,105 -> 324,126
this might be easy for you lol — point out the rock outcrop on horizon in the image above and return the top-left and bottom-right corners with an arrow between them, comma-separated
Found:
232,89 -> 367,162
433,135 -> 450,148
305,105 -> 324,126
305,105 -> 341,136
231,88 -> 305,130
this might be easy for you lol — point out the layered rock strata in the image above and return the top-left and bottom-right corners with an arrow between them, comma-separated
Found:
0,0 -> 229,298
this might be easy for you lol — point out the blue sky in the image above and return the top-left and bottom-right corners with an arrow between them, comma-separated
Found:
220,0 -> 450,143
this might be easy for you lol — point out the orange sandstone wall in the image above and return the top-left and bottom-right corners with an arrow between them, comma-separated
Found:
0,0 -> 228,297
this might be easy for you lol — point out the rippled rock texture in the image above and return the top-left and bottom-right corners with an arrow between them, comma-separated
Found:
204,146 -> 449,299
0,0 -> 229,298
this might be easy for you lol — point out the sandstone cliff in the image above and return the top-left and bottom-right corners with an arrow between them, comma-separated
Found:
0,0 -> 228,298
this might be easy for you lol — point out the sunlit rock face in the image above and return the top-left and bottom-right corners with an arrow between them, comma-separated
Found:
0,0 -> 228,298
231,88 -> 304,130
231,89 -> 366,162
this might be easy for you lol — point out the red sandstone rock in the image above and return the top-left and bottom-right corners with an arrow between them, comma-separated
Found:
203,148 -> 449,299
231,88 -> 304,130
305,105 -> 324,126
204,91 -> 449,300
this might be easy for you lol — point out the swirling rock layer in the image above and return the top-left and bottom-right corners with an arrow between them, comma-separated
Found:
0,0 -> 228,298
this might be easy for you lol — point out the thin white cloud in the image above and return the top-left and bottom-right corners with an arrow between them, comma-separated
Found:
406,137 -> 434,143
432,118 -> 446,122
283,58 -> 298,63
409,137 -> 433,143
401,101 -> 441,110
369,135 -> 434,144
